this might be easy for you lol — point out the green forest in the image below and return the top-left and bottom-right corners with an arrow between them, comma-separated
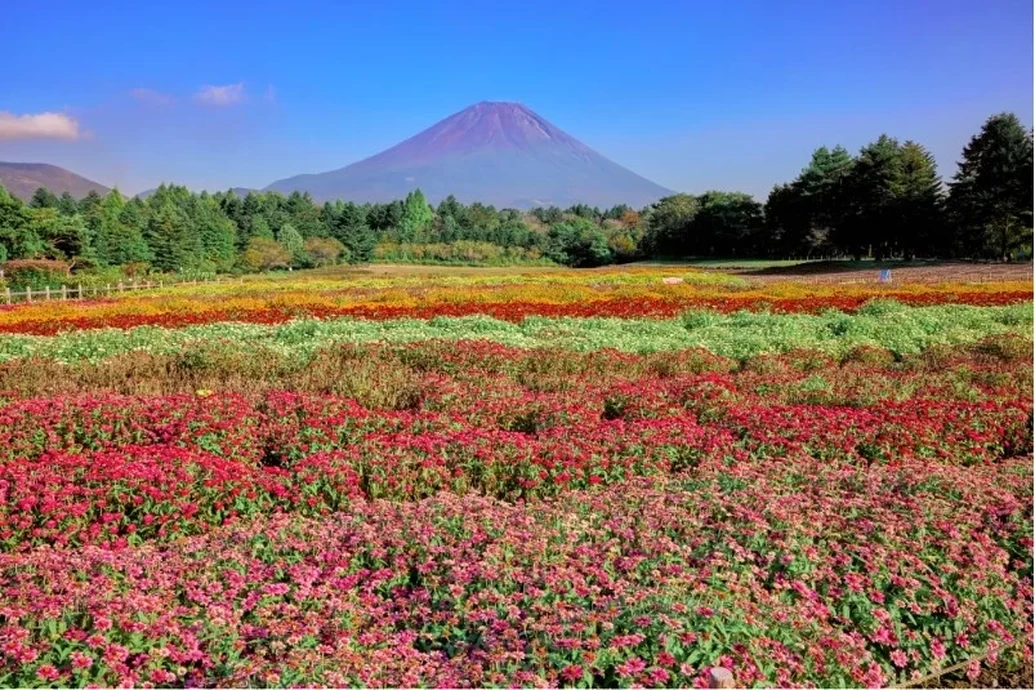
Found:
0,112 -> 1030,282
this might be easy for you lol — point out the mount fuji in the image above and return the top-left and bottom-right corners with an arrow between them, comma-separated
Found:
265,102 -> 672,209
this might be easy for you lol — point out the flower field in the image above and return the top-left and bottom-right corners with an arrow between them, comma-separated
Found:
0,267 -> 1028,335
0,266 -> 1031,688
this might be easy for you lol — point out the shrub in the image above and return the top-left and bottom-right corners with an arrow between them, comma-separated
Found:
303,237 -> 347,267
240,238 -> 292,272
1,259 -> 70,291
122,261 -> 151,278
972,333 -> 1033,363
545,218 -> 613,267
68,266 -> 128,290
842,344 -> 897,366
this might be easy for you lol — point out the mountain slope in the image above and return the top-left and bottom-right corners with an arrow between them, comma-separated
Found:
0,162 -> 110,201
265,102 -> 672,208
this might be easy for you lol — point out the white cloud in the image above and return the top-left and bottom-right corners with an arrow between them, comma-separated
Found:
0,111 -> 81,140
264,85 -> 277,103
130,88 -> 173,106
194,82 -> 246,106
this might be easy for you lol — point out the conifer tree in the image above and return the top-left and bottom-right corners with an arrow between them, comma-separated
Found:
949,112 -> 1033,260
899,141 -> 944,258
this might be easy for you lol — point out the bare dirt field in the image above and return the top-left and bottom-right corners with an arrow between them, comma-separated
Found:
732,260 -> 1033,285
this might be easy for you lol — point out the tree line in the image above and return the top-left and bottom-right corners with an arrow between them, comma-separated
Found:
0,111 -> 1030,276
649,112 -> 1032,261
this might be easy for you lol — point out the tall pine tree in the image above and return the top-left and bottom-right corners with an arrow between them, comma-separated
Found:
29,188 -> 60,209
191,193 -> 237,271
796,145 -> 853,240
948,112 -> 1034,260
94,189 -> 126,265
285,191 -> 325,238
898,141 -> 944,258
146,194 -> 201,272
330,202 -> 376,263
111,198 -> 154,266
839,135 -> 905,260
765,146 -> 853,258
57,192 -> 79,216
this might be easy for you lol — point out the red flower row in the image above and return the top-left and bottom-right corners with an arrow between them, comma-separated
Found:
0,375 -> 1028,549
0,290 -> 1029,335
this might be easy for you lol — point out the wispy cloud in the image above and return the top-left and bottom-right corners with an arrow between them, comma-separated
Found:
194,82 -> 246,106
130,88 -> 173,106
0,111 -> 81,140
264,85 -> 277,104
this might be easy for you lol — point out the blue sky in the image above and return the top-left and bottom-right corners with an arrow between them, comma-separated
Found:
1,0 -> 1031,199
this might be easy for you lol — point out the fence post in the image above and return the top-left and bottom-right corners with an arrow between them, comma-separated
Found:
45,285 -> 51,301
118,280 -> 124,293
159,280 -> 164,289
26,286 -> 32,303
61,285 -> 67,300
77,283 -> 83,300
708,668 -> 735,689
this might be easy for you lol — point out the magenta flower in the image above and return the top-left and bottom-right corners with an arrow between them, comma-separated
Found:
559,665 -> 582,684
616,657 -> 647,678
36,664 -> 60,682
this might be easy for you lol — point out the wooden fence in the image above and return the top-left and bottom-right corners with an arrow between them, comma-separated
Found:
1,277 -> 242,305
